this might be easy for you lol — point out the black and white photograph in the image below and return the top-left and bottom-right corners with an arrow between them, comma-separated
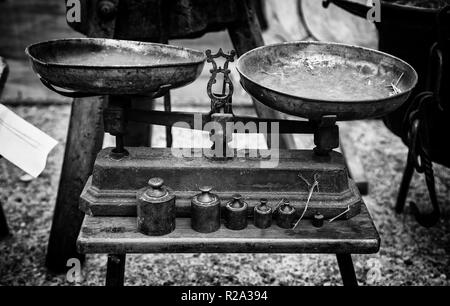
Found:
0,0 -> 449,293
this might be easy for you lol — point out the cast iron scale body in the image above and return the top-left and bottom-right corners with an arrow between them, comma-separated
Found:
26,38 -> 418,285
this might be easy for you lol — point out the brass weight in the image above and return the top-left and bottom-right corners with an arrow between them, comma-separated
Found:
136,177 -> 176,236
277,200 -> 296,229
254,198 -> 272,229
191,186 -> 221,233
225,194 -> 248,230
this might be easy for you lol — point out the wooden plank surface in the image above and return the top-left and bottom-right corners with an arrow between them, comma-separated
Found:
77,203 -> 379,255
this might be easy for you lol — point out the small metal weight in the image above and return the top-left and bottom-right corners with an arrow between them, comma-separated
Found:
136,177 -> 176,236
254,198 -> 272,229
277,200 -> 296,229
225,194 -> 248,230
312,212 -> 324,228
191,186 -> 221,233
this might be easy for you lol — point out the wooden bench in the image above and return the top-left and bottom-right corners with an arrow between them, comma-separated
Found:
77,202 -> 380,286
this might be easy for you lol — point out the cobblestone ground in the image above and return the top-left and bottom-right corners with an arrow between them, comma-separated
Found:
0,104 -> 449,286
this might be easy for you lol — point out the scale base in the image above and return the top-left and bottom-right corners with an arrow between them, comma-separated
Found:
80,148 -> 362,220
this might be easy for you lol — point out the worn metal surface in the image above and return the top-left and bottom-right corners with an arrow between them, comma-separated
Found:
190,187 -> 221,234
206,49 -> 236,114
312,213 -> 325,228
25,38 -> 206,96
224,195 -> 249,231
253,199 -> 273,229
80,148 -> 362,220
276,201 -> 296,229
127,109 -> 316,134
136,178 -> 176,236
237,41 -> 418,120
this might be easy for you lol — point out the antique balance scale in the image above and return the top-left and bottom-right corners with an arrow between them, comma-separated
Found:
26,38 -> 417,285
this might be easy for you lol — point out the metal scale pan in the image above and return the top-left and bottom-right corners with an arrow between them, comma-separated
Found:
25,38 -> 206,98
237,41 -> 418,121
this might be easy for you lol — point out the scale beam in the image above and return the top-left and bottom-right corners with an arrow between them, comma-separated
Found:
127,110 -> 315,135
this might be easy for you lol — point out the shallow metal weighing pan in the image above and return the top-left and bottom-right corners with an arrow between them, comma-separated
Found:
237,41 -> 418,121
25,38 -> 206,97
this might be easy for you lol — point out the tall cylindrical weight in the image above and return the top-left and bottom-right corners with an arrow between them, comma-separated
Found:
254,198 -> 272,229
136,177 -> 176,236
225,194 -> 248,230
277,200 -> 296,229
191,186 -> 221,233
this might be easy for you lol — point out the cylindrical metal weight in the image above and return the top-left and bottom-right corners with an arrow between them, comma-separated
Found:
254,198 -> 272,229
136,177 -> 176,236
277,200 -> 296,229
225,194 -> 248,230
191,186 -> 221,233
312,212 -> 324,228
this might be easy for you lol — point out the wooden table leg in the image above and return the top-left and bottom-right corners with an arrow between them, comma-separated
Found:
0,202 -> 9,239
227,0 -> 295,150
336,254 -> 358,287
106,254 -> 126,287
46,97 -> 106,273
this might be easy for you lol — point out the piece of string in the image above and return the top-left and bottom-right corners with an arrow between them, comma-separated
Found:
298,173 -> 312,189
271,198 -> 286,213
293,173 -> 320,229
329,205 -> 351,223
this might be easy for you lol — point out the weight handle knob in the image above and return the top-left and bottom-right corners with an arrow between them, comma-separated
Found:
197,186 -> 216,204
230,194 -> 244,209
232,194 -> 242,201
199,186 -> 213,193
148,178 -> 164,189
145,178 -> 168,198
312,212 -> 325,228
258,199 -> 270,212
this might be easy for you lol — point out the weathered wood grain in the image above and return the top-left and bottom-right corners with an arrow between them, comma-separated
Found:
46,96 -> 105,273
77,202 -> 379,255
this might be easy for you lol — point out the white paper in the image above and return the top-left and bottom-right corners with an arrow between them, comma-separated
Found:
0,104 -> 58,178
